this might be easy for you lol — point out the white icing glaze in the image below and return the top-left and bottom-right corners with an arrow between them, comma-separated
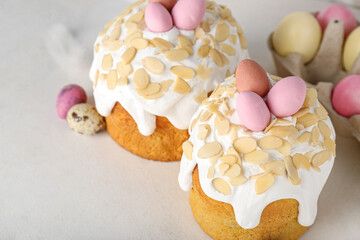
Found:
178,75 -> 336,229
89,0 -> 249,136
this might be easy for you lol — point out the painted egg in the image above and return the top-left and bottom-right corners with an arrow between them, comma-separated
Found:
145,2 -> 173,33
332,75 -> 360,117
57,84 -> 87,119
316,4 -> 358,39
148,0 -> 177,11
235,59 -> 270,97
266,76 -> 307,118
343,26 -> 360,72
236,91 -> 271,132
272,12 -> 322,63
172,0 -> 206,30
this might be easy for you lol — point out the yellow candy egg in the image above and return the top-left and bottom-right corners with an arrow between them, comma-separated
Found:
343,26 -> 360,72
272,12 -> 322,64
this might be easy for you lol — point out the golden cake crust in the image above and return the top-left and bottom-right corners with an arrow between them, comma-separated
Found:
190,167 -> 309,240
106,102 -> 189,162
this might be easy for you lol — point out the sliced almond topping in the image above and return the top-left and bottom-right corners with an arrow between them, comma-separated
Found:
215,23 -> 230,42
303,88 -> 318,107
130,38 -> 149,50
99,74 -> 107,81
277,119 -> 293,124
209,49 -> 226,67
182,141 -> 193,160
207,166 -> 215,178
255,172 -> 275,195
214,115 -> 230,136
198,45 -> 211,58
296,123 -> 304,130
136,83 -> 161,97
212,85 -> 226,98
121,47 -> 137,64
95,43 -> 100,53
118,77 -> 128,86
94,70 -> 99,88
133,68 -> 150,89
193,90 -> 207,103
239,33 -> 248,49
218,163 -> 229,176
116,61 -> 133,77
198,142 -> 222,159
268,125 -> 298,138
324,137 -> 336,156
137,20 -> 147,31
109,40 -> 123,51
318,121 -> 331,138
197,124 -> 210,140
126,10 -> 144,24
276,140 -> 291,156
261,160 -> 285,176
160,80 -> 173,92
297,132 -> 311,143
178,35 -> 192,48
170,65 -> 195,79
284,156 -> 301,185
293,153 -> 310,171
305,150 -> 314,160
312,165 -> 321,172
221,155 -> 237,165
229,175 -> 247,186
107,70 -> 118,90
196,64 -> 211,79
109,27 -> 121,40
220,44 -> 236,56
225,164 -> 241,178
297,113 -> 320,128
212,178 -> 231,195
201,37 -> 211,45
311,126 -> 320,146
199,110 -> 213,122
315,104 -> 329,120
258,136 -> 283,150
226,147 -> 241,163
165,49 -> 189,62
173,77 -> 191,94
229,34 -> 237,44
264,118 -> 278,133
209,150 -> 224,165
142,57 -> 164,74
312,150 -> 331,167
233,137 -> 257,154
101,54 -> 113,71
200,21 -> 211,32
195,28 -> 205,39
125,32 -> 142,48
151,38 -> 174,52
244,150 -> 269,164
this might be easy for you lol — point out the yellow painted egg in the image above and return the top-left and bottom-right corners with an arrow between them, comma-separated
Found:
343,26 -> 360,72
272,12 -> 322,64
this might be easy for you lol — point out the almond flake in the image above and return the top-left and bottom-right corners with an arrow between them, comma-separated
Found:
225,164 -> 241,178
160,80 -> 173,92
109,40 -> 123,51
212,178 -> 231,195
244,150 -> 269,164
178,35 -> 192,48
195,28 -> 205,39
107,70 -> 118,90
214,115 -> 230,136
218,163 -> 229,176
221,155 -> 237,165
226,147 -> 241,163
315,104 -> 328,120
318,121 -> 331,138
199,110 -> 213,122
125,32 -> 142,48
296,123 -> 304,130
264,118 -> 278,133
101,54 -> 113,71
261,160 -> 285,176
209,150 -> 224,165
229,175 -> 247,186
277,119 -> 293,124
312,165 -> 321,172
133,68 -> 149,89
311,126 -> 320,146
215,23 -> 230,42
198,142 -> 222,159
130,38 -> 149,49
255,172 -> 275,195
193,90 -> 207,103
94,70 -> 99,87
276,140 -> 291,156
207,166 -> 215,178
109,27 -> 121,41
121,47 -> 137,64
198,45 -> 211,58
258,136 -> 283,150
116,61 -> 133,76
303,88 -> 318,108
220,44 -> 236,56
99,74 -> 107,81
229,34 -> 237,45
171,66 -> 195,79
233,137 -> 257,154
197,124 -> 210,140
196,64 -> 211,79
95,43 -> 100,53
297,132 -> 311,143
292,153 -> 310,171
173,77 -> 191,94
312,150 -> 331,167
284,156 -> 301,185
305,150 -> 314,160
200,21 -> 211,32
209,49 -> 227,67
142,57 -> 164,74
324,137 -> 336,156
136,83 -> 161,97
118,77 -> 128,86
239,33 -> 248,49
297,113 -> 320,128
182,141 -> 193,160
165,49 -> 189,62
268,125 -> 298,138
151,38 -> 173,52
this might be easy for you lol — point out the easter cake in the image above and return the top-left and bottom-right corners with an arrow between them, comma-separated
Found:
89,0 -> 249,161
178,60 -> 336,239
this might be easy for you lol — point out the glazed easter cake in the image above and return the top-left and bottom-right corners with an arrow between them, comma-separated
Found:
89,0 -> 249,161
179,60 -> 336,239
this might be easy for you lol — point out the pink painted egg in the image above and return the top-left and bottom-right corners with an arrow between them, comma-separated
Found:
266,76 -> 307,118
145,2 -> 173,33
236,91 -> 271,132
172,0 -> 206,30
316,4 -> 358,39
236,59 -> 270,97
57,84 -> 87,119
332,75 -> 360,118
148,0 -> 177,11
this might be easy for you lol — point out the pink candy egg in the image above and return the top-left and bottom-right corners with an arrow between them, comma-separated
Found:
148,0 -> 177,11
316,4 -> 358,38
332,75 -> 360,118
145,2 -> 173,33
267,76 -> 307,118
57,84 -> 87,119
236,91 -> 271,132
172,0 -> 206,30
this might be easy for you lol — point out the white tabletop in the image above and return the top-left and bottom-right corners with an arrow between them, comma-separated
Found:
1,0 -> 360,239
